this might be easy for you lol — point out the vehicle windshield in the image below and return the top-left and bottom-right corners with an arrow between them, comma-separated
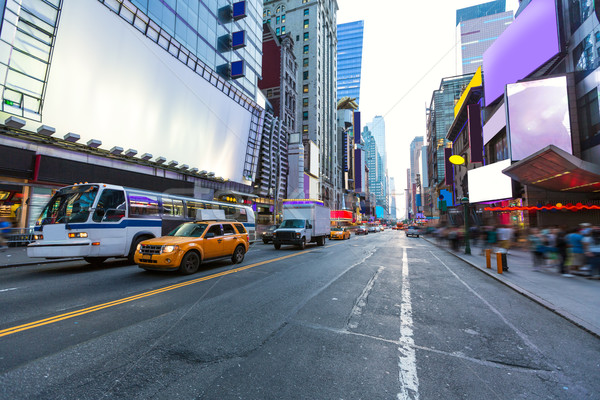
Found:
279,219 -> 305,229
167,223 -> 207,237
36,185 -> 99,225
267,225 -> 278,232
331,227 -> 342,231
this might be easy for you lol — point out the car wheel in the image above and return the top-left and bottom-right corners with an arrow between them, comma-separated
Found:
179,251 -> 200,275
298,238 -> 306,250
83,257 -> 107,265
231,245 -> 245,264
274,243 -> 281,250
128,236 -> 150,263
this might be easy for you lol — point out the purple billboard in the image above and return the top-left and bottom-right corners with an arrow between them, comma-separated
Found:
506,75 -> 572,161
483,0 -> 560,104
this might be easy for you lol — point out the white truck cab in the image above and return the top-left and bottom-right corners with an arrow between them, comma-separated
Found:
273,202 -> 330,250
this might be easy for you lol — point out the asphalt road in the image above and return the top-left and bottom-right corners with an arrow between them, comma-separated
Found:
0,231 -> 598,399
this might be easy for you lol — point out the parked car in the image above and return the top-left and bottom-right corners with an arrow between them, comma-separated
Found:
355,225 -> 368,235
135,220 -> 249,275
368,225 -> 378,233
261,225 -> 278,244
330,227 -> 351,240
406,226 -> 420,238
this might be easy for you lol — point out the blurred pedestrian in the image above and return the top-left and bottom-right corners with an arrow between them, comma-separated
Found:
554,227 -> 568,274
564,227 -> 585,277
585,227 -> 600,279
0,217 -> 11,249
528,228 -> 545,271
497,224 -> 513,253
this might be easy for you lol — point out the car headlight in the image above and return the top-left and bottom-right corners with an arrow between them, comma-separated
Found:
137,243 -> 142,253
34,234 -> 44,240
162,245 -> 179,254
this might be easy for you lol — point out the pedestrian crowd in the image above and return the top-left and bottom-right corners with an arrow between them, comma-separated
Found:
432,223 -> 600,279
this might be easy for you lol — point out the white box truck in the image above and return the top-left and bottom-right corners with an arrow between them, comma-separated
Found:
273,203 -> 331,250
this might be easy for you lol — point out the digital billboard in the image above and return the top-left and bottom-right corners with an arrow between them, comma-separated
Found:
40,0 -> 253,183
482,0 -> 560,104
506,76 -> 572,161
467,159 -> 513,203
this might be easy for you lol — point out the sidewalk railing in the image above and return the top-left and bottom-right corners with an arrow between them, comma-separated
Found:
2,227 -> 35,247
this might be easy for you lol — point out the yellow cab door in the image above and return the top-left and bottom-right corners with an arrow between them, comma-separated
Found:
203,224 -> 224,259
221,223 -> 238,255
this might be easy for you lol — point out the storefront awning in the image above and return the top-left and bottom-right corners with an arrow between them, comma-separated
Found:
502,145 -> 600,192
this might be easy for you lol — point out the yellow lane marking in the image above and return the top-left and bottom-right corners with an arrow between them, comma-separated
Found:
0,243 -> 342,338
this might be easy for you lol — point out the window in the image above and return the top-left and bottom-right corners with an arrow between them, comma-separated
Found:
186,201 -> 205,218
92,189 -> 125,222
303,125 -> 309,134
267,18 -> 271,24
577,87 -> 600,148
303,0 -> 310,3
234,223 -> 247,233
303,58 -> 308,67
276,6 -> 281,13
276,16 -> 280,24
303,111 -> 308,120
206,225 -> 223,237
128,193 -> 160,218
267,89 -> 272,97
304,32 -> 309,41
303,71 -> 309,80
162,198 -> 184,217
304,8 -> 309,16
281,26 -> 285,34
304,19 -> 309,28
303,45 -> 309,54
303,97 -> 308,107
223,224 -> 236,235
303,84 -> 308,93
282,14 -> 286,23
276,28 -> 280,35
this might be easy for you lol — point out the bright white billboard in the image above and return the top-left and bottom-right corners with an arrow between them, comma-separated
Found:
467,159 -> 513,203
506,76 -> 572,161
41,0 -> 253,182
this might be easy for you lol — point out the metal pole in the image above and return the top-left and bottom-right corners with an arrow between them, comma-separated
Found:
462,197 -> 471,255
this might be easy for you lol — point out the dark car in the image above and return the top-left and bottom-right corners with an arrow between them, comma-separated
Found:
355,225 -> 368,235
261,225 -> 278,244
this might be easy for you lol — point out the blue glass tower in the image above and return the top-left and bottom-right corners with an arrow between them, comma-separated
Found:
337,21 -> 364,105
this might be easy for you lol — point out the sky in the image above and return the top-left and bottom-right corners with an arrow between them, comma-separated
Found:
336,0 -> 520,219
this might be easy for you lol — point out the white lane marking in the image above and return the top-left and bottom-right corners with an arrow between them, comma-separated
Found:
348,266 -> 384,329
398,248 -> 419,400
0,287 -> 17,293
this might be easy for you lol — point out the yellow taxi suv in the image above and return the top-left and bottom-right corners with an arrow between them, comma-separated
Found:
330,227 -> 350,240
134,221 -> 249,275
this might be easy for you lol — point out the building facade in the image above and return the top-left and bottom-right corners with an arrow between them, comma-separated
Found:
0,0 -> 265,228
455,0 -> 513,74
263,0 -> 339,208
337,20 -> 364,104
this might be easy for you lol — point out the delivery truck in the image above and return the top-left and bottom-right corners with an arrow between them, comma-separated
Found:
273,202 -> 331,250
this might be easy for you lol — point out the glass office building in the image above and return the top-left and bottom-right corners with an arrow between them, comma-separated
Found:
130,0 -> 264,98
456,0 -> 513,74
337,20 -> 364,104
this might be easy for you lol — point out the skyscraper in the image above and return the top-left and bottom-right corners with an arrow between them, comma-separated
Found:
456,0 -> 513,74
263,0 -> 339,207
337,20 -> 364,105
426,74 -> 474,189
367,116 -> 388,214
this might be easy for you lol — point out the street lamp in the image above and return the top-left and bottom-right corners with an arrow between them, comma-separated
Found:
461,197 -> 471,255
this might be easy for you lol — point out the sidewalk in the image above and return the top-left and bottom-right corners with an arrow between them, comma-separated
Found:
426,237 -> 600,338
0,246 -> 78,268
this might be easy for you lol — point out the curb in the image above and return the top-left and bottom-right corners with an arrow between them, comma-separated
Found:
424,237 -> 600,339
0,257 -> 81,269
